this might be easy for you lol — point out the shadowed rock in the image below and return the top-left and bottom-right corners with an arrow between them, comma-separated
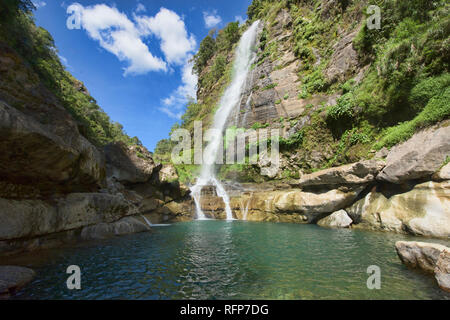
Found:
0,266 -> 35,298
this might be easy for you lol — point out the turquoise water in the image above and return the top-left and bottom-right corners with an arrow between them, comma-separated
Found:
8,221 -> 450,300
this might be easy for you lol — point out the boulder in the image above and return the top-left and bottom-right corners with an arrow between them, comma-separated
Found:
378,121 -> 450,184
317,210 -> 353,228
435,250 -> 450,292
104,142 -> 159,184
395,241 -> 448,273
0,266 -> 35,298
297,160 -> 385,188
347,181 -> 450,237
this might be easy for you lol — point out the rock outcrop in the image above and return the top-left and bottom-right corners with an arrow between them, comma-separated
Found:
377,121 -> 450,184
104,142 -> 159,185
395,241 -> 450,292
296,160 -> 385,188
0,266 -> 35,299
317,210 -> 353,228
347,181 -> 450,238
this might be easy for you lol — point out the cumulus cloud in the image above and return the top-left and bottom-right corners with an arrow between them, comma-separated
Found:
67,3 -> 198,117
160,57 -> 198,119
69,3 -> 166,75
203,10 -> 222,28
136,8 -> 196,65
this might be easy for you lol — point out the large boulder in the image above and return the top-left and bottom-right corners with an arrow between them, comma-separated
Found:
395,241 -> 450,292
297,160 -> 385,188
395,241 -> 448,273
347,181 -> 450,237
435,250 -> 450,292
104,142 -> 159,184
0,266 -> 35,298
378,121 -> 450,184
317,209 -> 353,228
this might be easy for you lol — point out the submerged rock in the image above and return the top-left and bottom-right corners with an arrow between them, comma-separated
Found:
317,210 -> 353,228
378,120 -> 450,184
0,266 -> 35,298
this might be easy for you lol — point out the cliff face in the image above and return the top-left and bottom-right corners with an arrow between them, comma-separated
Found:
156,0 -> 449,183
0,7 -> 191,256
155,0 -> 450,238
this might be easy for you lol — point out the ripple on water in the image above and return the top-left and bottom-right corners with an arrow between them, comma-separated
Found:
7,221 -> 450,300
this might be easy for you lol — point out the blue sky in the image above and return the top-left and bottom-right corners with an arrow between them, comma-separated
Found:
32,0 -> 252,151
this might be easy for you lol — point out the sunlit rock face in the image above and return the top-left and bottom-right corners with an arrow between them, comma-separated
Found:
317,210 -> 353,228
347,181 -> 450,238
377,120 -> 450,184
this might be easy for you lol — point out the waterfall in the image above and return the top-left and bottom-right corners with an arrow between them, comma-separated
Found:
191,21 -> 260,221
141,215 -> 171,227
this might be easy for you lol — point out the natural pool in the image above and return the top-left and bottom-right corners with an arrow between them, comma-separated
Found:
6,221 -> 450,300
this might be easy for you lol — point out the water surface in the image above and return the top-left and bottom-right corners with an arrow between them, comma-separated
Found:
7,221 -> 450,300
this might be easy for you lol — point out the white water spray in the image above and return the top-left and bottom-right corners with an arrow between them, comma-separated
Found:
191,21 -> 260,220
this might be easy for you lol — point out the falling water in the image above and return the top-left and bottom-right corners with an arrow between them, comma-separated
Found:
191,21 -> 260,220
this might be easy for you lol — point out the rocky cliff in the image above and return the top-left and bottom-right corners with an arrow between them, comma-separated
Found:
0,5 -> 191,256
155,0 -> 449,238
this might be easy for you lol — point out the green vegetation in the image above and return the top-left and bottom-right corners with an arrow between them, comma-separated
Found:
262,83 -> 278,90
251,122 -> 270,130
0,0 -> 141,147
158,0 -> 450,182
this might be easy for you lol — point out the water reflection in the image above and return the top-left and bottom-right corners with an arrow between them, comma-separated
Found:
7,221 -> 450,300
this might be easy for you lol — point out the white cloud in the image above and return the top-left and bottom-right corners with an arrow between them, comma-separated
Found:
33,1 -> 47,8
135,3 -> 146,13
203,10 -> 222,28
159,57 -> 198,119
69,3 -> 167,75
67,3 -> 198,118
136,8 -> 196,65
235,15 -> 246,26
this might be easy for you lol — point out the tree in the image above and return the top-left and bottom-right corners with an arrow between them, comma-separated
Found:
0,0 -> 35,23
193,35 -> 216,75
